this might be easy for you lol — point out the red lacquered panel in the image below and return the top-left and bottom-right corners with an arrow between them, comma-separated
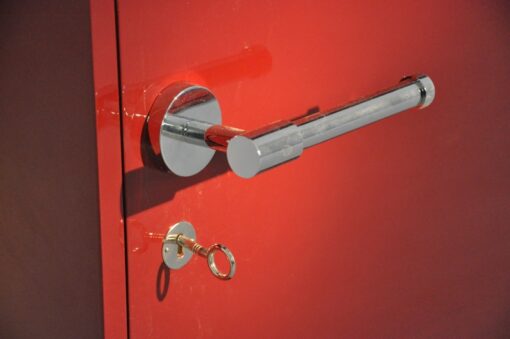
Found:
90,0 -> 128,337
116,1 -> 510,337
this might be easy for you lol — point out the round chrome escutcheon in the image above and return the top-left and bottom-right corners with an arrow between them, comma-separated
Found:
147,83 -> 222,176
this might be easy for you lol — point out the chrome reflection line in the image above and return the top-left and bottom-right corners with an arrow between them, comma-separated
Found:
204,124 -> 245,151
148,75 -> 435,178
161,115 -> 212,147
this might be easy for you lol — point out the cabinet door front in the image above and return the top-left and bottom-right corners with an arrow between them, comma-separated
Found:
116,1 -> 510,337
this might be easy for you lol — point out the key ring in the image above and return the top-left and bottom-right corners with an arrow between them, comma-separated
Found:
207,244 -> 236,280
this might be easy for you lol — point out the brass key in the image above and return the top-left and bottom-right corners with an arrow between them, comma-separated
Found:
162,221 -> 236,280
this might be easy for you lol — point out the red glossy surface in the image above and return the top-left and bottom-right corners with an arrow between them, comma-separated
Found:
116,1 -> 510,337
90,0 -> 128,337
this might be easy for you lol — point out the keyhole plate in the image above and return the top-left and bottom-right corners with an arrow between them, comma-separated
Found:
162,221 -> 197,269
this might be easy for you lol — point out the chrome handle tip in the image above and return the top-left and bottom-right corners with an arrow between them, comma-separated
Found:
401,74 -> 436,109
416,75 -> 435,109
226,136 -> 262,178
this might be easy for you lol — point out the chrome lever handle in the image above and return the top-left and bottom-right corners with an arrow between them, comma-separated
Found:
148,75 -> 435,178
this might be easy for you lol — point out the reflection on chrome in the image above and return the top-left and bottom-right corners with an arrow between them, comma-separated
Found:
148,75 -> 435,178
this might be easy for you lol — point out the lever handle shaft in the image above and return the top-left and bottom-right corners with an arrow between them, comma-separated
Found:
148,75 -> 435,178
225,75 -> 435,177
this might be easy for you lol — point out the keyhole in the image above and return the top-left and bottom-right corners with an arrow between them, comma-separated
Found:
177,244 -> 184,259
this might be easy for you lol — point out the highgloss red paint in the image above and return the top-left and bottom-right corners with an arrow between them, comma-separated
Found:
93,0 -> 510,337
90,0 -> 128,337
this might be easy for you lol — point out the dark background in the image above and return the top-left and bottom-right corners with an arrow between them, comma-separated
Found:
0,0 -> 104,337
